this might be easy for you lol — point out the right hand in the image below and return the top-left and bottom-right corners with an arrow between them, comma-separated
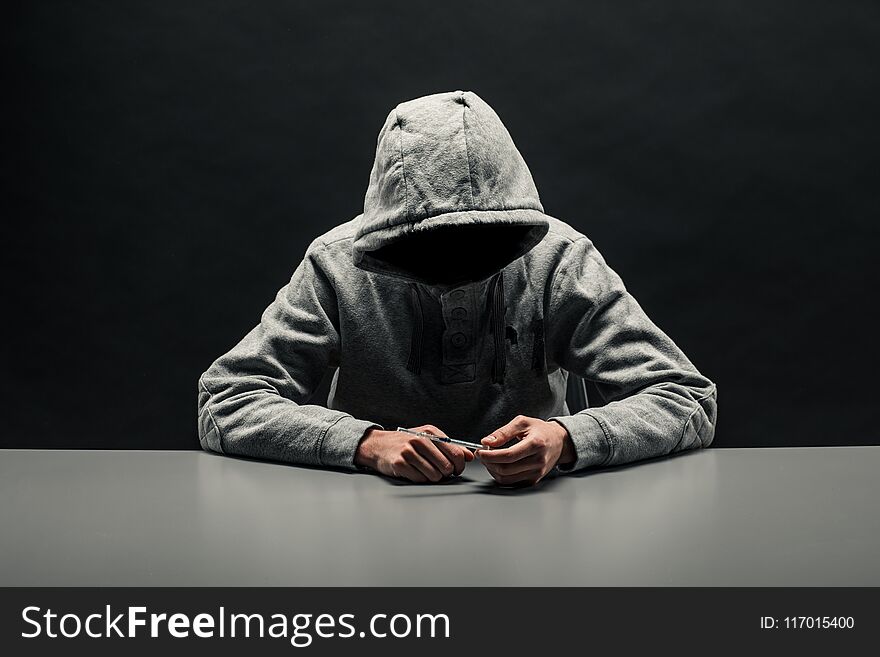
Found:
354,424 -> 475,483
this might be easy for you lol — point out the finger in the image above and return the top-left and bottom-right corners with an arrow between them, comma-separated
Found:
433,441 -> 467,475
489,467 -> 543,487
409,425 -> 474,463
411,425 -> 473,465
403,445 -> 446,482
412,439 -> 455,478
478,437 -> 540,464
481,415 -> 531,448
412,424 -> 447,437
483,460 -> 534,478
483,454 -> 544,477
392,462 -> 427,483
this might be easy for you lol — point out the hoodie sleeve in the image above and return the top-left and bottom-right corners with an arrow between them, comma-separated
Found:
545,237 -> 717,473
197,241 -> 382,470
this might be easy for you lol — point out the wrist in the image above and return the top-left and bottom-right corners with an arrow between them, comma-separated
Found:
354,427 -> 383,470
549,419 -> 576,467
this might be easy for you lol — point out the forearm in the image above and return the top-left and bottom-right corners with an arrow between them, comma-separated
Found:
551,379 -> 717,472
198,375 -> 380,470
195,243 -> 384,469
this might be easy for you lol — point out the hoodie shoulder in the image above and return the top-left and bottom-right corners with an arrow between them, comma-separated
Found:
522,215 -> 590,266
543,216 -> 588,245
301,217 -> 360,268
300,217 -> 364,284
309,216 -> 361,251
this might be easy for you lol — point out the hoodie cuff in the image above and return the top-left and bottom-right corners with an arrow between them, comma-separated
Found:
318,415 -> 383,471
548,412 -> 611,473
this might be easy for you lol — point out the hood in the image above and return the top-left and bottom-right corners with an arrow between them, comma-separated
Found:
353,90 -> 549,286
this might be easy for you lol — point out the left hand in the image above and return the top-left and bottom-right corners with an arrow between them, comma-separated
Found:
477,415 -> 576,486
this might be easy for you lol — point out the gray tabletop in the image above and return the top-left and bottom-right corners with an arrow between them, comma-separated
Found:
1,447 -> 878,586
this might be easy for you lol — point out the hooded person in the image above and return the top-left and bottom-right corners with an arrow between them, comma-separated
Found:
197,90 -> 717,485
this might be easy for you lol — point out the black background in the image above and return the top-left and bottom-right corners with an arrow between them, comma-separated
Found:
4,0 -> 878,449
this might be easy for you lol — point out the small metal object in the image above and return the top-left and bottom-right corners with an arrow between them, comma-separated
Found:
396,427 -> 486,451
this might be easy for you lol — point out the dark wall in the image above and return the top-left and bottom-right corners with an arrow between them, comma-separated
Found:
4,0 -> 878,449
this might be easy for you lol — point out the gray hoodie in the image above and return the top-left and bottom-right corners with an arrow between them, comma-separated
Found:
197,90 -> 717,474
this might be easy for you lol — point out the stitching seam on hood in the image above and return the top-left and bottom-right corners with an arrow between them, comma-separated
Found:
394,109 -> 410,223
461,98 -> 476,207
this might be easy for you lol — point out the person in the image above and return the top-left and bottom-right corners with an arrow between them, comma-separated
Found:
197,90 -> 717,486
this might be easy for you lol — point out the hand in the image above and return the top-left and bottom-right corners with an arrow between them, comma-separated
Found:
477,415 -> 575,486
354,424 -> 475,483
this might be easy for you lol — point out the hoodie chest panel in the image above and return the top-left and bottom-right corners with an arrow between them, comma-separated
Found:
439,287 -> 477,383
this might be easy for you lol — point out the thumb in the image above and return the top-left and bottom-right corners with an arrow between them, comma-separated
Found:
481,418 -> 525,448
